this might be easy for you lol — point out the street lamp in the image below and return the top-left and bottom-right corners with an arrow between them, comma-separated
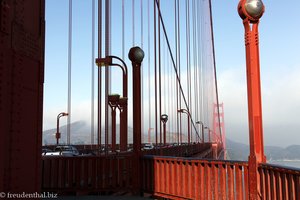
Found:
108,94 -> 120,153
96,55 -> 128,152
129,46 -> 144,194
160,114 -> 168,146
177,109 -> 191,144
196,121 -> 205,143
56,112 -> 68,145
128,46 -> 144,154
238,0 -> 266,163
238,0 -> 265,198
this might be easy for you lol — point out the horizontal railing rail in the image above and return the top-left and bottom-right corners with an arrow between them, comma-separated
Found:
259,163 -> 300,200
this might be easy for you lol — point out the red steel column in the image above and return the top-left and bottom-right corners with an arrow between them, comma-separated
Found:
0,0 -> 45,193
238,0 -> 266,199
129,46 -> 144,194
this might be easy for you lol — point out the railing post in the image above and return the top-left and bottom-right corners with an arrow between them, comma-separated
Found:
238,0 -> 266,199
129,46 -> 144,194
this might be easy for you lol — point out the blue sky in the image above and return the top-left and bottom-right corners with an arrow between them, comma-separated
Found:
44,0 -> 300,147
212,0 -> 300,146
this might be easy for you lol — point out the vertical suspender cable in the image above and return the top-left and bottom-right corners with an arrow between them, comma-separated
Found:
192,0 -> 198,141
97,0 -> 102,150
185,0 -> 190,142
141,0 -> 144,143
174,0 -> 179,144
122,0 -> 124,60
177,0 -> 182,144
153,0 -> 158,147
147,0 -> 151,143
158,0 -> 162,144
91,0 -> 95,145
67,0 -> 72,145
104,0 -> 111,154
132,0 -> 135,46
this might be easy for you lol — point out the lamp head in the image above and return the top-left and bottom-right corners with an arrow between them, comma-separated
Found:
161,114 -> 168,123
177,109 -> 184,113
62,112 -> 69,116
108,94 -> 120,103
238,0 -> 264,22
128,46 -> 144,64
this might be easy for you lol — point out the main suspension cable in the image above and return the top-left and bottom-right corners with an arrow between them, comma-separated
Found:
67,0 -> 72,145
154,0 -> 199,138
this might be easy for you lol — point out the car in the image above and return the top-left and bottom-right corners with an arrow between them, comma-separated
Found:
44,145 -> 79,156
42,147 -> 52,155
143,143 -> 154,150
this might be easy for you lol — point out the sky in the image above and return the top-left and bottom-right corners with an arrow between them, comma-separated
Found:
212,0 -> 300,147
44,0 -> 300,147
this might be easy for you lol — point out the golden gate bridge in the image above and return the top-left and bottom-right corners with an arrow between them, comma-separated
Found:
0,0 -> 299,199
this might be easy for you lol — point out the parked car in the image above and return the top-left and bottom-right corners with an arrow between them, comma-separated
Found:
143,143 -> 154,150
42,147 -> 52,155
44,145 -> 79,156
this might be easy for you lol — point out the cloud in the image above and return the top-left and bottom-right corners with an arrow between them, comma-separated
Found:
217,65 -> 300,147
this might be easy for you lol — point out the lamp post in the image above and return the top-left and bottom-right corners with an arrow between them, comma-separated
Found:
108,94 -> 120,152
128,46 -> 144,195
160,114 -> 168,146
177,109 -> 191,144
118,97 -> 128,151
196,121 -> 205,143
129,46 -> 144,154
96,55 -> 128,151
56,112 -> 68,145
238,0 -> 266,199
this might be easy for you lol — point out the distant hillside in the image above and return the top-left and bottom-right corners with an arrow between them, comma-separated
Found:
43,121 -> 300,161
226,139 -> 300,161
43,121 -> 136,145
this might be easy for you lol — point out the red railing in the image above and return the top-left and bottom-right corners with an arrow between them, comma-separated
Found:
42,154 -> 133,194
142,156 -> 249,200
142,156 -> 300,200
42,151 -> 300,199
259,163 -> 300,200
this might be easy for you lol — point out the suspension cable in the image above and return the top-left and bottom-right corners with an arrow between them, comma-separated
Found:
154,0 -> 158,146
141,0 -> 144,143
67,0 -> 72,145
91,0 -> 95,145
122,0 -> 124,60
147,0 -> 151,143
104,0 -> 111,154
154,0 -> 199,138
97,0 -> 102,150
132,0 -> 135,46
208,0 -> 222,143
